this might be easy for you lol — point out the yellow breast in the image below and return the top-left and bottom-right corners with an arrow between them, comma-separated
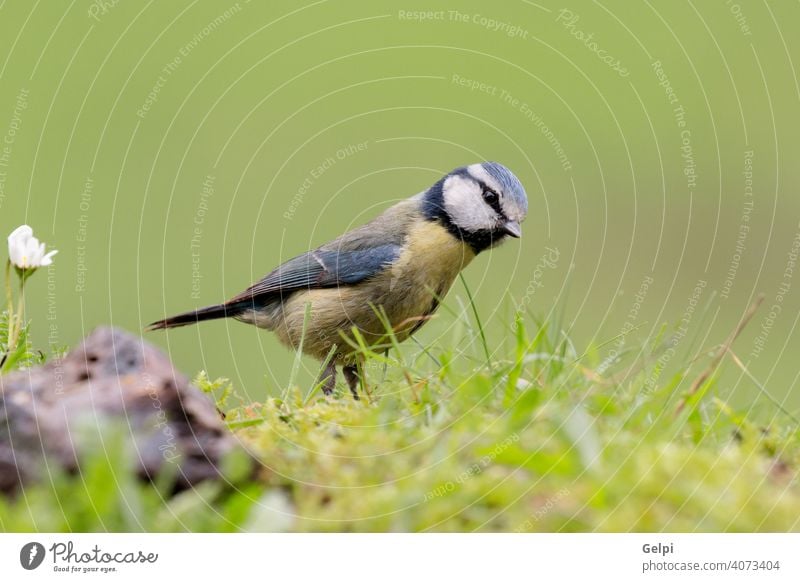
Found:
392,220 -> 474,293
382,220 -> 475,337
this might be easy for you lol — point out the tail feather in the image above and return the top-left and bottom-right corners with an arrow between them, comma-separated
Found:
145,303 -> 244,331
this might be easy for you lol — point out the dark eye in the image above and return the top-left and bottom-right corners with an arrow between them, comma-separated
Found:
482,188 -> 499,205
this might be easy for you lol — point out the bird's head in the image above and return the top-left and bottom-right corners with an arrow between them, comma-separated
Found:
422,162 -> 528,253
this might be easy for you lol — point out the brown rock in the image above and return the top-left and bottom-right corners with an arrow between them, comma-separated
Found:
0,326 -> 248,494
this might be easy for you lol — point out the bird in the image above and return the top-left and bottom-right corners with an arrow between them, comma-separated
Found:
147,162 -> 527,399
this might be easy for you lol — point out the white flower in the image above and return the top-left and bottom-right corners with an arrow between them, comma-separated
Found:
7,225 -> 58,270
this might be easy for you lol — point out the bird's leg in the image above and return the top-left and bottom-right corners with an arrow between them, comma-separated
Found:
318,361 -> 337,396
342,365 -> 360,400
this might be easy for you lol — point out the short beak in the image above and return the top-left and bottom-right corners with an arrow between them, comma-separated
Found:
502,220 -> 522,238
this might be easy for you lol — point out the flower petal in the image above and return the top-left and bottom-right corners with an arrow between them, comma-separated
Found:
25,237 -> 41,263
8,224 -> 32,243
9,243 -> 24,267
8,225 -> 34,267
7,225 -> 56,269
40,249 -> 58,266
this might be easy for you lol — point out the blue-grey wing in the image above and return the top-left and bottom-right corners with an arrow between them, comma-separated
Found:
228,244 -> 401,303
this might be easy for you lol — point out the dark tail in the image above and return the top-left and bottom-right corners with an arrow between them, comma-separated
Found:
145,302 -> 245,331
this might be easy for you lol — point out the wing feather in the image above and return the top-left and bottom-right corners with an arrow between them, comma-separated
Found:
228,245 -> 401,303
228,196 -> 420,304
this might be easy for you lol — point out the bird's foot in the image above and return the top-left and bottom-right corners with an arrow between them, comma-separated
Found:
318,362 -> 337,396
343,365 -> 361,400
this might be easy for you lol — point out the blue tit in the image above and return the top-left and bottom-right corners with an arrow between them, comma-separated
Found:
147,161 -> 528,399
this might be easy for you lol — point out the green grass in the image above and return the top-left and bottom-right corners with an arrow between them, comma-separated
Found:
2,303 -> 800,532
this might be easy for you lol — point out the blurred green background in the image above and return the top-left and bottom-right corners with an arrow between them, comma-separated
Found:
1,0 -> 798,412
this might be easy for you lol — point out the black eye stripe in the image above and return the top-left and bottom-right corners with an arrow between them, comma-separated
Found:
480,182 -> 506,218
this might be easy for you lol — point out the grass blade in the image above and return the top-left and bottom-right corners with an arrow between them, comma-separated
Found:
459,273 -> 491,370
286,302 -> 312,401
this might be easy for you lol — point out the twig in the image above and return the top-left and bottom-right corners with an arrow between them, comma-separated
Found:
727,349 -> 800,425
675,293 -> 764,416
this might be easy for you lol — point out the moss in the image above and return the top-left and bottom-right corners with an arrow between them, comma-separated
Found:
3,315 -> 799,532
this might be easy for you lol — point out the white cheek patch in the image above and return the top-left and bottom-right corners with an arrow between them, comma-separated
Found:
443,174 -> 497,233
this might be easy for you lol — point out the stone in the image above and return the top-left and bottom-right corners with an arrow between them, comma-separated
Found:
0,326 -> 247,494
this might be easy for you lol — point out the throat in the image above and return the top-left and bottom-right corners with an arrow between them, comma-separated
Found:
391,221 -> 475,299
433,214 -> 505,253
405,220 -> 476,271
453,227 -> 506,253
